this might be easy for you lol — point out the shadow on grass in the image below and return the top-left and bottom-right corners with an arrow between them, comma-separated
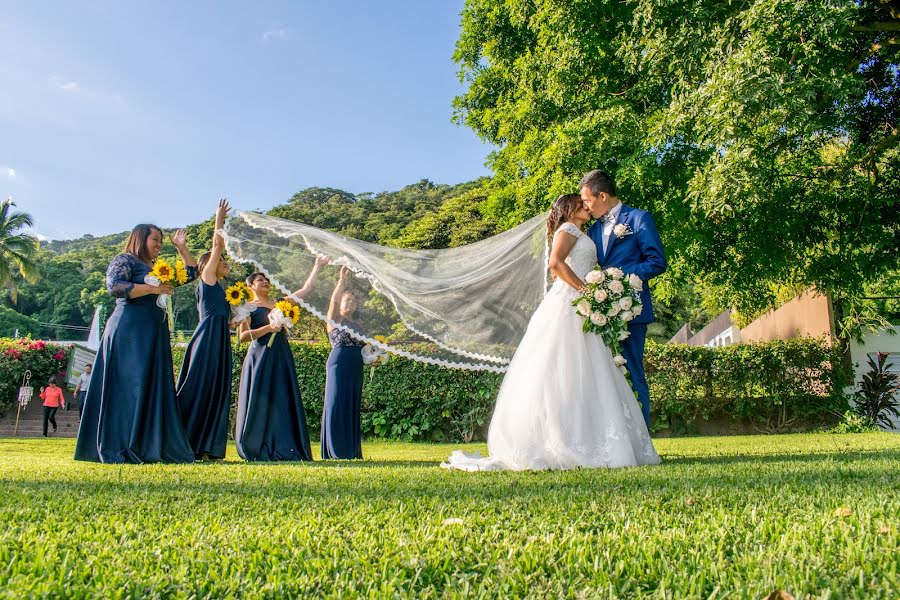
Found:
2,448 -> 898,506
661,447 -> 900,467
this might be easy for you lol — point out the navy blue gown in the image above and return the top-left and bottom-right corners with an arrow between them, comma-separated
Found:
235,306 -> 313,461
321,322 -> 365,459
175,280 -> 232,459
75,254 -> 197,464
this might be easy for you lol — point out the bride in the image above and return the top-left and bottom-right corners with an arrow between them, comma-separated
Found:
442,194 -> 661,471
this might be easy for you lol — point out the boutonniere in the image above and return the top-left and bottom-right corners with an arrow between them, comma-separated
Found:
613,223 -> 633,239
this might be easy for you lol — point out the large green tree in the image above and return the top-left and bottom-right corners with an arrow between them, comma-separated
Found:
454,0 -> 899,334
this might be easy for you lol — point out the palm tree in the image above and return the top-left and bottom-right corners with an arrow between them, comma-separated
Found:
0,197 -> 40,302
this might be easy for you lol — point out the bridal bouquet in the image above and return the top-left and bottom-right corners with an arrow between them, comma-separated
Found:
572,266 -> 643,373
225,281 -> 256,324
267,299 -> 301,347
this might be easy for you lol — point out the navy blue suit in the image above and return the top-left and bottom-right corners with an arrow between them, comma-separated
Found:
587,205 -> 666,427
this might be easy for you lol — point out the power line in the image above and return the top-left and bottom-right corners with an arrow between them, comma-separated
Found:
35,321 -> 90,331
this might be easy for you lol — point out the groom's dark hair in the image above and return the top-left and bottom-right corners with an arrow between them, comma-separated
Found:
579,170 -> 616,196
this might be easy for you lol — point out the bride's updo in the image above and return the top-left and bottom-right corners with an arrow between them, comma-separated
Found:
546,193 -> 584,245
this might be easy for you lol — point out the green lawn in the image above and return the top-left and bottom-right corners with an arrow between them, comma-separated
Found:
0,434 -> 898,599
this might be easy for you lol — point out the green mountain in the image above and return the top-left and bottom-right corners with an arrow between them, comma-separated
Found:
1,179 -> 496,339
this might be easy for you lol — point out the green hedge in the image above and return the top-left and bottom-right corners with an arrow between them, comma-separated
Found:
645,339 -> 852,432
0,339 -> 71,416
172,341 -> 503,443
173,337 -> 850,442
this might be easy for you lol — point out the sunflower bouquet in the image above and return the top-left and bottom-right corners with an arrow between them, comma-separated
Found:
266,299 -> 301,347
225,281 -> 256,324
144,258 -> 190,319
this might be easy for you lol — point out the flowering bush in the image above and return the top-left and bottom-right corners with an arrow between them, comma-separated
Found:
0,338 -> 71,416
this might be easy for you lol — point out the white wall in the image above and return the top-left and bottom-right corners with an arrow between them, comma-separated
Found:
705,326 -> 741,348
849,326 -> 900,432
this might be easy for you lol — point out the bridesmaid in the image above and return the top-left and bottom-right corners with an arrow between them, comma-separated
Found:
321,266 -> 365,459
235,257 -> 329,462
176,199 -> 233,460
75,224 -> 198,463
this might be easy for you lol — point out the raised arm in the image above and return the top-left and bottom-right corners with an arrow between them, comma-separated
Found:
201,199 -> 230,285
170,229 -> 199,280
326,266 -> 350,333
632,212 -> 667,284
287,255 -> 330,303
547,227 -> 585,292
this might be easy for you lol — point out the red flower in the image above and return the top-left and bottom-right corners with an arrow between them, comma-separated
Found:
53,350 -> 66,361
29,340 -> 46,350
4,348 -> 21,359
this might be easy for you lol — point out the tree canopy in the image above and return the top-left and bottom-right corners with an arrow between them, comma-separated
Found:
453,0 -> 899,331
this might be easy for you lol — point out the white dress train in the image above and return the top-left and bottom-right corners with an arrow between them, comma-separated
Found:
442,222 -> 661,471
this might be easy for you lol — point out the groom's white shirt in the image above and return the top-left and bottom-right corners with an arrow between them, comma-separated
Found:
601,201 -> 623,254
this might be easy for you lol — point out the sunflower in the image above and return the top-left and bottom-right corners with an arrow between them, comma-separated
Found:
274,300 -> 296,324
225,284 -> 245,306
374,335 -> 388,344
288,305 -> 301,323
175,259 -> 188,285
151,258 -> 174,282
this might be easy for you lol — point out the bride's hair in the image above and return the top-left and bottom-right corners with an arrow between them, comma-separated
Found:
546,193 -> 583,245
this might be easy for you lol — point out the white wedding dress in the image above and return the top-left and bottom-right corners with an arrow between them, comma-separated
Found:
442,222 -> 661,471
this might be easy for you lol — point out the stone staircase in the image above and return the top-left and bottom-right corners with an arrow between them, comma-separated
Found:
0,390 -> 81,438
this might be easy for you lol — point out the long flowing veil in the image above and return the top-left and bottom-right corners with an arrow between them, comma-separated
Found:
222,211 -> 549,372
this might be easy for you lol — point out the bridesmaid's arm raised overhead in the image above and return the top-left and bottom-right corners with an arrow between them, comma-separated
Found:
201,199 -> 230,286
287,255 -> 331,303
170,228 -> 199,281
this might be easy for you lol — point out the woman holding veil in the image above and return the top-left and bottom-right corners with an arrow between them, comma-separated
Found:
321,266 -> 365,460
234,257 -> 328,462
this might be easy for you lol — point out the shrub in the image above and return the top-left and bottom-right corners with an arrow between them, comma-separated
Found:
827,410 -> 880,434
645,338 -> 852,432
172,336 -> 850,442
851,352 -> 900,429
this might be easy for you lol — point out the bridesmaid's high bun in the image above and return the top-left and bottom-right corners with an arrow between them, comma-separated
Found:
246,272 -> 269,287
546,194 -> 583,246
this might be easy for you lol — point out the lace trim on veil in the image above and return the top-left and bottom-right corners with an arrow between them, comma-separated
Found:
220,218 -> 515,373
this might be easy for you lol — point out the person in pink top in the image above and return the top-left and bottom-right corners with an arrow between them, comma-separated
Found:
40,376 -> 66,437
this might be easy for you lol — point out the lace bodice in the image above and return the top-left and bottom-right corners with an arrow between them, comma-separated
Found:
328,320 -> 366,348
554,223 -> 597,278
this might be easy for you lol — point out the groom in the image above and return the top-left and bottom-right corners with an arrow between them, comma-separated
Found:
580,169 -> 666,428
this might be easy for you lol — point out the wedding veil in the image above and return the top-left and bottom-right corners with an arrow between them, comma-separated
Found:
222,211 -> 549,372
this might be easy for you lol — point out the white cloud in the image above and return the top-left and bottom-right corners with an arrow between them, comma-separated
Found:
4,167 -> 14,179
262,26 -> 288,42
50,76 -> 78,92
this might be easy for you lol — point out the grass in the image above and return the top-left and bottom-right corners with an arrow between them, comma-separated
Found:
0,434 -> 898,599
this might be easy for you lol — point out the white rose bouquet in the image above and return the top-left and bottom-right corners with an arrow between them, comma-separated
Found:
571,266 -> 643,373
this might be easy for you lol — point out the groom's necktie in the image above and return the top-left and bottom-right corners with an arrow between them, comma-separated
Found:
600,213 -> 615,255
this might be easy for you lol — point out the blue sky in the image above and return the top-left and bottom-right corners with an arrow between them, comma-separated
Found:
0,1 -> 491,240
